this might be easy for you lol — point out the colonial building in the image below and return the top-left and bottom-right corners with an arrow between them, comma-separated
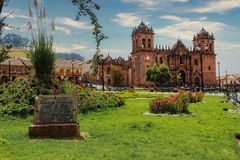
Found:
55,59 -> 82,82
100,21 -> 217,87
0,58 -> 32,83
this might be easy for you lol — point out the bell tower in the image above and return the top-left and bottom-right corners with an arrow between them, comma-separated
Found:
132,21 -> 154,52
193,27 -> 215,54
192,27 -> 216,86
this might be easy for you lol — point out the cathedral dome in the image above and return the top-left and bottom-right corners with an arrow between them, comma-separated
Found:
171,39 -> 186,51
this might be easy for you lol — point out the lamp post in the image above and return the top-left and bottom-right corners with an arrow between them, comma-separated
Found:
101,59 -> 104,91
217,61 -> 221,91
72,60 -> 74,82
196,45 -> 205,91
8,59 -> 10,82
225,70 -> 228,89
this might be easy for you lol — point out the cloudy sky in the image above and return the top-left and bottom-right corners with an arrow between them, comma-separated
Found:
2,0 -> 240,75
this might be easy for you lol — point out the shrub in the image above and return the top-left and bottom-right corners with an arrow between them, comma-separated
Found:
187,91 -> 205,103
0,138 -> 8,145
149,92 -> 190,114
78,92 -> 125,114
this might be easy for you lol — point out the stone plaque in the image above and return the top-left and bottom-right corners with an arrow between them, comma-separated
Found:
36,96 -> 75,124
29,95 -> 80,138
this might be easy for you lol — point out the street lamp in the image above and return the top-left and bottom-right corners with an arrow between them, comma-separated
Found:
196,45 -> 205,91
217,61 -> 221,91
101,58 -> 105,91
8,59 -> 10,82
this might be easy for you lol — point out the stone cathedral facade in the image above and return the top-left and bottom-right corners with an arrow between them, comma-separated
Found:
99,21 -> 217,87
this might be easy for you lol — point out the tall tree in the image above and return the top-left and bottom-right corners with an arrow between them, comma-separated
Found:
110,66 -> 124,87
0,0 -> 11,83
71,0 -> 108,75
145,65 -> 171,87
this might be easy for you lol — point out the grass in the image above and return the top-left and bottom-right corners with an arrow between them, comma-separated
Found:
0,96 -> 240,159
115,91 -> 169,99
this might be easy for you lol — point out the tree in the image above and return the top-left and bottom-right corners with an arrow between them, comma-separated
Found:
28,0 -> 55,85
110,66 -> 124,87
71,0 -> 107,73
0,0 -> 11,64
145,65 -> 171,87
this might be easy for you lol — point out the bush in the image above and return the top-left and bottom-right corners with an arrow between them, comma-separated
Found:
78,91 -> 125,114
149,92 -> 190,114
188,91 -> 205,103
0,138 -> 8,145
0,77 -> 125,116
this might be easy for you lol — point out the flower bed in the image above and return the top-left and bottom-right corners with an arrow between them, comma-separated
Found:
149,91 -> 205,114
149,92 -> 190,114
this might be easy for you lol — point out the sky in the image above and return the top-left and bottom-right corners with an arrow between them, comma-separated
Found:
2,0 -> 240,75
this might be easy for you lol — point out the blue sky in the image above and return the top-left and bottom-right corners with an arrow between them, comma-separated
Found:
2,0 -> 240,75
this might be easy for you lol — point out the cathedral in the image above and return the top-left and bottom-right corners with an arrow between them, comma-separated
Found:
99,21 -> 217,87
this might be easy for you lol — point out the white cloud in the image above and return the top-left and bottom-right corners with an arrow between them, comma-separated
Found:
190,0 -> 240,13
159,15 -> 186,22
55,44 -> 87,53
55,26 -> 72,35
1,11 -> 29,19
216,41 -> 240,50
112,12 -> 148,27
122,0 -> 160,8
122,0 -> 188,10
155,15 -> 227,40
55,17 -> 92,30
171,0 -> 188,2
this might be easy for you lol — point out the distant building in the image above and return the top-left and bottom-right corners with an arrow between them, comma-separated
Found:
54,59 -> 82,83
99,21 -> 217,87
219,74 -> 240,88
0,58 -> 32,83
0,57 -> 88,84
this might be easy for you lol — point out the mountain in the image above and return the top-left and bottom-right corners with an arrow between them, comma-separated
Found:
1,33 -> 29,48
55,53 -> 85,61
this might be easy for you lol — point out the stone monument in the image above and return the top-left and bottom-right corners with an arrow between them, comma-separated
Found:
29,95 -> 80,138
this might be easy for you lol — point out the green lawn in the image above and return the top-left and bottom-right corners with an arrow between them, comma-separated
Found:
0,96 -> 240,160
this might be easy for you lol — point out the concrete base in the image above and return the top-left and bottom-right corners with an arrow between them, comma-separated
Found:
29,123 -> 81,139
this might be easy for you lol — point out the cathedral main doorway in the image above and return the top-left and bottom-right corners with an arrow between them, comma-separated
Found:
178,70 -> 186,85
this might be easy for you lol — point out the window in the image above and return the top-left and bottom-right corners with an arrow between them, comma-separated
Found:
205,43 -> 208,52
180,56 -> 184,64
160,57 -> 163,64
107,67 -> 111,74
194,59 -> 198,65
208,66 -> 211,71
148,39 -> 151,48
210,43 -> 212,51
147,65 -> 149,68
142,38 -> 145,48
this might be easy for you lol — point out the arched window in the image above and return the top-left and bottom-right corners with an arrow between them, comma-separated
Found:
160,57 -> 163,64
148,38 -> 151,48
142,38 -> 145,48
205,43 -> 208,52
107,67 -> 111,74
194,59 -> 198,65
208,66 -> 211,71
